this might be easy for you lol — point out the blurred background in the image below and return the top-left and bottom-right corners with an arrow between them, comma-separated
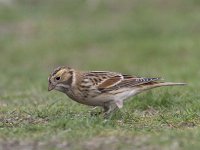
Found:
0,0 -> 199,97
1,0 -> 200,149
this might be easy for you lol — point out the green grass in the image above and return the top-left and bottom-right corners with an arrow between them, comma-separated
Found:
0,0 -> 200,149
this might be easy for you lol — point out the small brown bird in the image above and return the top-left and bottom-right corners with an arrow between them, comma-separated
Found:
48,66 -> 186,117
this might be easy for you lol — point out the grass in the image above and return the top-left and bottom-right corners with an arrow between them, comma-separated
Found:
0,0 -> 200,149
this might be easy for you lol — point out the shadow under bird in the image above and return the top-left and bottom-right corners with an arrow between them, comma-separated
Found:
48,66 -> 186,117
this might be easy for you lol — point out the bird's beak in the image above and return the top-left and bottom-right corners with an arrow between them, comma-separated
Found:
48,82 -> 55,91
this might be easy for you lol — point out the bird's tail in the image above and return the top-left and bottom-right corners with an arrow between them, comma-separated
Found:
140,82 -> 187,91
154,82 -> 187,87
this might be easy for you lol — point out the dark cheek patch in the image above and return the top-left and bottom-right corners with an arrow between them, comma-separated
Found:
62,76 -> 73,86
69,71 -> 73,76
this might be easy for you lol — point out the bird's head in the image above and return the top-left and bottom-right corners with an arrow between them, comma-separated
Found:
48,66 -> 73,92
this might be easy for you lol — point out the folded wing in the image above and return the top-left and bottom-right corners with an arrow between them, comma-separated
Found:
96,73 -> 161,92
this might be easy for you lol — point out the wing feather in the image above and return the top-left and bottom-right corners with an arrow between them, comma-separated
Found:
83,71 -> 123,88
82,71 -> 161,93
98,75 -> 122,89
99,77 -> 161,92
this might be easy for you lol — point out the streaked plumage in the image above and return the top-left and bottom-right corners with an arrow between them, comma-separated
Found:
48,66 -> 186,117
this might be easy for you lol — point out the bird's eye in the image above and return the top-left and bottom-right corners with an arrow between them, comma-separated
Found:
55,76 -> 61,81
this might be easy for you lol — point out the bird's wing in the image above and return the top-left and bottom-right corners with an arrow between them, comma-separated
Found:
82,71 -> 161,92
97,74 -> 161,92
82,71 -> 123,88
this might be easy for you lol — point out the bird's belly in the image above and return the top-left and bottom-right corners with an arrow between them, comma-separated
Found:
112,89 -> 139,101
82,97 -> 105,106
66,92 -> 105,107
76,89 -> 139,106
65,88 -> 139,107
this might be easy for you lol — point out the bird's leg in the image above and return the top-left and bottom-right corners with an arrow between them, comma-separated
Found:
103,101 -> 118,118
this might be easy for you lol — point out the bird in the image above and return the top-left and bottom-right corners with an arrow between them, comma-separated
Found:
48,66 -> 186,117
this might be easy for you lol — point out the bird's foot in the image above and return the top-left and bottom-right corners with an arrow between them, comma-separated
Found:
90,111 -> 102,116
103,107 -> 118,119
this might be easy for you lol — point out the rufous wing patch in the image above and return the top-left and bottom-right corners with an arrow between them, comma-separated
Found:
98,76 -> 122,89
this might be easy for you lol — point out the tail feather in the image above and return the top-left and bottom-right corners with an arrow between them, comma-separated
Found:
155,82 -> 187,87
141,82 -> 187,91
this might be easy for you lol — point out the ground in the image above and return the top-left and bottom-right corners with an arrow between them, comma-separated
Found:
0,0 -> 200,149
